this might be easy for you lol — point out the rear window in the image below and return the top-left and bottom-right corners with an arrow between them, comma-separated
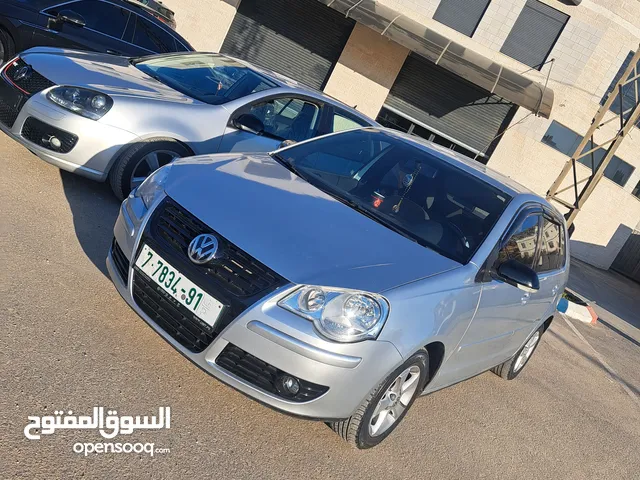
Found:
279,129 -> 512,263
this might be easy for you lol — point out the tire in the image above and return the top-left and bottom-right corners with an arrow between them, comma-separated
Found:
108,138 -> 192,200
329,350 -> 429,449
0,28 -> 15,64
491,325 -> 543,380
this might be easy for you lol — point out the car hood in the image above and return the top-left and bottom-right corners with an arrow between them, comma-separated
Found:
20,48 -> 196,104
164,154 -> 461,293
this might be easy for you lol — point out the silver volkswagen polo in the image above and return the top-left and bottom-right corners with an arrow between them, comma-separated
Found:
107,128 -> 569,449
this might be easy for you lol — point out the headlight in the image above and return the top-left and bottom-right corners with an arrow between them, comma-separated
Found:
47,86 -> 113,120
134,164 -> 172,208
278,286 -> 389,343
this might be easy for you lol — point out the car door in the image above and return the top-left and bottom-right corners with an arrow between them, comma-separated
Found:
446,206 -> 546,380
34,0 -> 135,55
0,2 -> 41,59
533,214 -> 567,316
217,95 -> 324,153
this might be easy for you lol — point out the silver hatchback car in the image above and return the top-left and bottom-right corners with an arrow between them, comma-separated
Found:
0,49 -> 374,198
107,128 -> 569,449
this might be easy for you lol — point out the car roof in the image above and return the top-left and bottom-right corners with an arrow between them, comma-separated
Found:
123,0 -> 175,21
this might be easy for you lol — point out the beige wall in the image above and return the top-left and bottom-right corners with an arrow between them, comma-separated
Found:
323,24 -> 409,118
161,0 -> 238,52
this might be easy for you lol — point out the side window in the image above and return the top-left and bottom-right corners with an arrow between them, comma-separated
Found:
331,109 -> 369,133
495,214 -> 541,269
535,217 -> 564,272
47,1 -> 130,39
248,97 -> 320,142
131,15 -> 178,53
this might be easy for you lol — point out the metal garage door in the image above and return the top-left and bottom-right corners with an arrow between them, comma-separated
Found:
383,53 -> 517,158
220,0 -> 354,90
611,231 -> 640,282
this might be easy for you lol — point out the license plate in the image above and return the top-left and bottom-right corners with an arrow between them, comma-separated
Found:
135,244 -> 223,327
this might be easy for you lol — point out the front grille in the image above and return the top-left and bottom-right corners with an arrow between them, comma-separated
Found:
111,239 -> 130,285
132,197 -> 288,354
3,58 -> 55,94
153,199 -> 283,297
133,271 -> 216,353
216,344 -> 329,402
0,57 -> 55,129
0,99 -> 20,128
21,117 -> 78,153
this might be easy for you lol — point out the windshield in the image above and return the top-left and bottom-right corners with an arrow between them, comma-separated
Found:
135,54 -> 277,105
275,129 -> 512,264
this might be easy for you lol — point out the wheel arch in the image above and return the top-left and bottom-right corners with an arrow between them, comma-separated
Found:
104,135 -> 196,176
0,22 -> 16,54
424,341 -> 445,385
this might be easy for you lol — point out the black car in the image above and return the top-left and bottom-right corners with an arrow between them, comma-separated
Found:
128,0 -> 176,30
0,0 -> 192,63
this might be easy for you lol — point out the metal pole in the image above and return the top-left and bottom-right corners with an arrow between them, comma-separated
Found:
546,45 -> 640,227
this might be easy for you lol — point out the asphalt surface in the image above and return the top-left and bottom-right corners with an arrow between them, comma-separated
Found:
1,134 -> 639,479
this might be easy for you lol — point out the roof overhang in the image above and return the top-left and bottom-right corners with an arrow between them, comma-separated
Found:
319,0 -> 554,118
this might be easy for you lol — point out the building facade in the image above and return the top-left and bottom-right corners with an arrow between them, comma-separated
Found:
163,0 -> 640,270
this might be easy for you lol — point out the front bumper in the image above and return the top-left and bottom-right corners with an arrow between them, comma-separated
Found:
0,91 -> 137,181
106,194 -> 403,419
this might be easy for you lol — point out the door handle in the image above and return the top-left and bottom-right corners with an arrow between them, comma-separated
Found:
106,49 -> 121,55
551,285 -> 559,296
521,292 -> 530,305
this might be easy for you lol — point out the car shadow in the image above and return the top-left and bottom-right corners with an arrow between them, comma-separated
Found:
59,170 -> 120,278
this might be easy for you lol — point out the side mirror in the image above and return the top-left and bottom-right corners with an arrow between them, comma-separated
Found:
233,114 -> 264,135
277,139 -> 297,149
53,10 -> 86,28
496,259 -> 540,293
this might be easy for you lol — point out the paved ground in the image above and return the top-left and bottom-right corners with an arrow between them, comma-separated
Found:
1,134 -> 639,479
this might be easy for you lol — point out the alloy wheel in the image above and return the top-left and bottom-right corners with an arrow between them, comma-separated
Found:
514,331 -> 540,373
129,149 -> 181,190
368,365 -> 421,437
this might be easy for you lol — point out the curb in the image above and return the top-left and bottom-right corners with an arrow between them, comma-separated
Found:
556,289 -> 598,325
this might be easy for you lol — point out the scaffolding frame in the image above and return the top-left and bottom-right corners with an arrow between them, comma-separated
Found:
546,45 -> 640,227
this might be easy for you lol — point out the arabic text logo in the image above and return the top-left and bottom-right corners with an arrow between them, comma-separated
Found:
24,406 -> 170,440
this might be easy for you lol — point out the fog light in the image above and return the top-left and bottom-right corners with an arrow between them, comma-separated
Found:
277,375 -> 300,396
49,136 -> 62,150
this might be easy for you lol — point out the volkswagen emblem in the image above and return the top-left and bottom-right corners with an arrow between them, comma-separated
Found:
13,65 -> 32,82
188,234 -> 219,265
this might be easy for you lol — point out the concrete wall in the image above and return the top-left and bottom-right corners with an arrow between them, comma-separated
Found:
162,0 -> 640,269
323,24 -> 409,118
161,0 -> 238,52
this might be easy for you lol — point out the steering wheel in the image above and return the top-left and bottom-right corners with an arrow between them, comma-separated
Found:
441,221 -> 470,255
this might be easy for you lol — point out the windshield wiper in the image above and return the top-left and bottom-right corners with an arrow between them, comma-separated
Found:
270,152 -> 305,178
343,199 -> 420,245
